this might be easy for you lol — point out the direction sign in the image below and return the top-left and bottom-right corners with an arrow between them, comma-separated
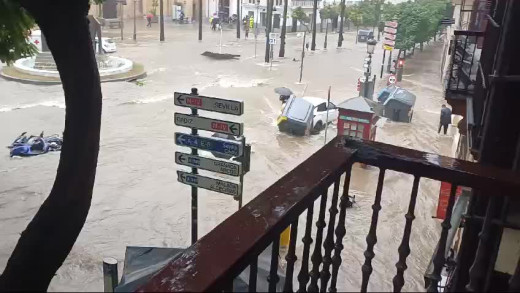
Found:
383,45 -> 394,51
174,113 -> 243,136
383,39 -> 396,47
174,92 -> 244,116
175,152 -> 242,176
385,21 -> 398,28
177,171 -> 241,196
175,132 -> 243,157
269,39 -> 277,45
384,27 -> 397,34
384,33 -> 396,41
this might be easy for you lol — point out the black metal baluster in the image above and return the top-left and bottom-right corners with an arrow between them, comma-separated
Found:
392,176 -> 420,292
329,164 -> 353,293
297,205 -> 315,292
509,256 -> 520,292
320,178 -> 341,292
284,220 -> 299,293
465,197 -> 498,292
269,237 -> 281,292
426,184 -> 458,292
308,190 -> 329,292
249,257 -> 258,292
360,169 -> 386,293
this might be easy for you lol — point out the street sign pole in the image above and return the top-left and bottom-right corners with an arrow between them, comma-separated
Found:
380,49 -> 386,79
190,88 -> 199,245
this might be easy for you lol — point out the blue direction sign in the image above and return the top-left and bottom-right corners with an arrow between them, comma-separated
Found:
177,171 -> 241,196
175,132 -> 243,157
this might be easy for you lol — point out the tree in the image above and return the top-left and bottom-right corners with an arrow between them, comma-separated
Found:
320,4 -> 338,49
264,0 -> 273,63
160,0 -> 165,41
0,0 -> 102,290
348,6 -> 363,43
279,0 -> 289,57
337,0 -> 345,47
292,7 -> 310,32
310,0 -> 318,50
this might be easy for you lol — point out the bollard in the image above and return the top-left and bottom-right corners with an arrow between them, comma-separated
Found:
103,257 -> 119,292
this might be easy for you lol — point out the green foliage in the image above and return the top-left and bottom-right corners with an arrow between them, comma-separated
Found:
320,4 -> 339,20
347,6 -> 363,27
150,0 -> 158,15
0,0 -> 38,65
292,6 -> 310,31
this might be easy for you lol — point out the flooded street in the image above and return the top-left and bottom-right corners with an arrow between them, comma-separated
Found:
0,22 -> 454,291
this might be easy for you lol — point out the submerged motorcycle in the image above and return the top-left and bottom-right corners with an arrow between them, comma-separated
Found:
8,132 -> 63,157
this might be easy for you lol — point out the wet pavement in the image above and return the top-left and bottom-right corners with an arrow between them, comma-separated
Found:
0,20 -> 454,291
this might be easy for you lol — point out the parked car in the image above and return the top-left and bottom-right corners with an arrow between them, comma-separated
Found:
277,96 -> 338,136
94,37 -> 117,53
357,30 -> 374,42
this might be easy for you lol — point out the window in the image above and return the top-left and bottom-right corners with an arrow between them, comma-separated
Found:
316,102 -> 327,112
343,121 -> 365,139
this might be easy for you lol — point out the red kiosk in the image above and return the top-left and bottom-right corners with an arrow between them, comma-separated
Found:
336,97 -> 379,141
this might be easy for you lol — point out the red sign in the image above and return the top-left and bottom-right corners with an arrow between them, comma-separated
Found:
384,27 -> 397,34
436,182 -> 463,219
383,39 -> 396,47
34,39 -> 40,45
384,33 -> 396,41
186,97 -> 202,107
211,122 -> 229,132
387,75 -> 396,85
385,21 -> 398,28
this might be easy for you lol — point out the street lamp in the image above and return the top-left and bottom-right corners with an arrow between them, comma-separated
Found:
366,38 -> 377,54
363,39 -> 377,99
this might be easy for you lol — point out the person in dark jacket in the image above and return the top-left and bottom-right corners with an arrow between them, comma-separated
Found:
439,104 -> 452,135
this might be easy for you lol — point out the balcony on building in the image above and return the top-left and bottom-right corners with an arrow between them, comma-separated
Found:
139,137 -> 520,292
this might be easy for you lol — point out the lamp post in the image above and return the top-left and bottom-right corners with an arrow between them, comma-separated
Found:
364,39 -> 377,99
133,0 -> 137,41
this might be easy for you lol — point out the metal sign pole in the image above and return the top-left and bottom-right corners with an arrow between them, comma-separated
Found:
190,88 -> 199,245
299,31 -> 306,83
270,43 -> 273,70
380,49 -> 386,78
324,86 -> 331,145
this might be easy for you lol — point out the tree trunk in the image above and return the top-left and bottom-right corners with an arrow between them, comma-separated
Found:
264,0 -> 273,63
279,0 -> 288,57
310,0 -> 318,50
160,0 -> 165,41
0,0 -> 102,291
236,0 -> 240,39
337,0 -> 345,47
420,42 -> 423,51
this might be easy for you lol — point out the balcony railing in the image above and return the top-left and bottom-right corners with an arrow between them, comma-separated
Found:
291,0 -> 318,8
139,136 -> 520,292
445,30 -> 484,100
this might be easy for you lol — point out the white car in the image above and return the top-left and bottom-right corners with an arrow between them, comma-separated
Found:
302,97 -> 338,133
278,96 -> 338,135
94,37 -> 117,53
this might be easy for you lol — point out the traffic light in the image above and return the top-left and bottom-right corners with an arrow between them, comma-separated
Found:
398,58 -> 405,67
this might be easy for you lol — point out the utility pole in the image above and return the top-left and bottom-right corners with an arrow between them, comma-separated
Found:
299,31 -> 306,83
199,0 -> 202,40
324,19 -> 329,49
159,0 -> 165,41
311,0 -> 318,50
237,0 -> 241,39
279,0 -> 288,57
133,0 -> 137,41
265,0 -> 273,63
119,2 -> 124,40
255,1 -> 259,57
337,0 -> 345,47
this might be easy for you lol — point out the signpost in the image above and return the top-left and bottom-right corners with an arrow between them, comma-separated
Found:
174,92 -> 244,115
269,33 -> 279,71
175,113 -> 243,136
175,152 -> 242,176
381,20 -> 398,78
177,171 -> 241,197
387,74 -> 396,85
174,88 -> 249,245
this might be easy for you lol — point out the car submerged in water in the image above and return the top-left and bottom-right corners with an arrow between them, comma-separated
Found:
277,95 -> 338,136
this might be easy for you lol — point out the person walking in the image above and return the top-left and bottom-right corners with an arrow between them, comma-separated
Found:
146,13 -> 153,28
438,104 -> 452,135
244,16 -> 250,39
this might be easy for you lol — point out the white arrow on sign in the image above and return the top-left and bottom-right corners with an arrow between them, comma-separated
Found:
383,39 -> 396,47
384,33 -> 396,41
174,92 -> 244,116
385,21 -> 398,28
384,27 -> 397,34
177,170 -> 241,196
174,113 -> 243,136
175,152 -> 242,176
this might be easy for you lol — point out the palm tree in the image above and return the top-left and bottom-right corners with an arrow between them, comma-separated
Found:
279,0 -> 289,57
